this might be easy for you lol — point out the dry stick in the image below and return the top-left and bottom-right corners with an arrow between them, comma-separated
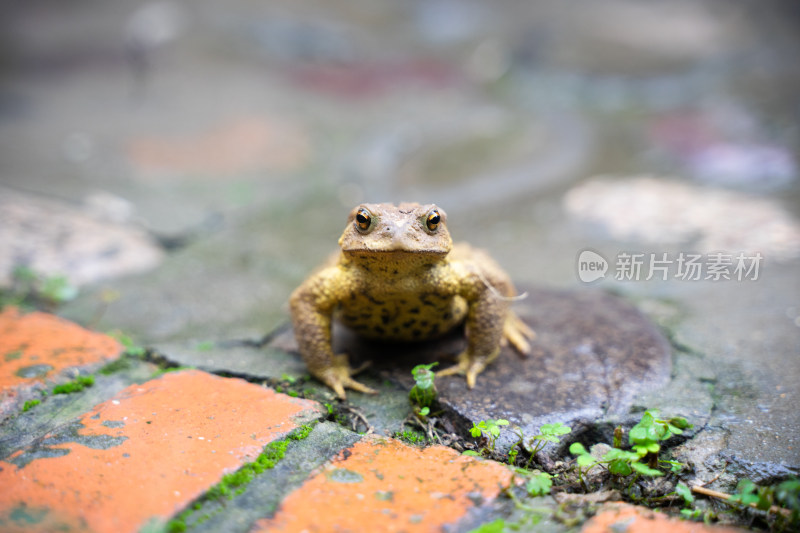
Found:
691,485 -> 792,518
342,405 -> 373,435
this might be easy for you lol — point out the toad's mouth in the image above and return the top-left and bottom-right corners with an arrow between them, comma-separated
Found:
342,248 -> 450,256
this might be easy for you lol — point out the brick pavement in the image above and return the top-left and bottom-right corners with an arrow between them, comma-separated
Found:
0,311 -> 516,532
0,310 -> 773,532
0,307 -> 122,420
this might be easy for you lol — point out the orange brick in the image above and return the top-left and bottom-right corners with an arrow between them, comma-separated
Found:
0,307 -> 122,416
255,436 -> 515,533
0,370 -> 323,533
582,502 -> 747,533
127,116 -> 309,176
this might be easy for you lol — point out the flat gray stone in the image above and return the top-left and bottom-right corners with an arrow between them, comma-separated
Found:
432,288 -> 672,451
152,338 -> 306,381
268,287 -> 672,452
0,187 -> 163,287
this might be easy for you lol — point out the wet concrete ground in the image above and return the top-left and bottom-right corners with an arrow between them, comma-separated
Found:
1,0 -> 799,531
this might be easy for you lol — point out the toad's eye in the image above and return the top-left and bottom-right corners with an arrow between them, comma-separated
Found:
425,209 -> 441,232
355,208 -> 372,232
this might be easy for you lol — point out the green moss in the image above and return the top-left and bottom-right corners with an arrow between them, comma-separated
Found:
150,366 -> 192,379
107,330 -> 147,357
22,399 -> 40,412
99,356 -> 134,375
4,350 -> 22,362
52,375 -> 94,395
395,430 -> 427,445
165,424 -> 315,532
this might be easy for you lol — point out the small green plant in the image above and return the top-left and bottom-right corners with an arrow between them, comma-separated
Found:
468,518 -> 506,533
628,410 -> 691,469
1,266 -> 78,310
525,472 -> 553,497
40,275 -> 78,305
408,363 -> 438,409
99,356 -> 135,375
730,478 -> 800,526
569,410 -> 690,492
22,399 -> 41,412
680,508 -> 717,524
195,341 -> 215,352
674,482 -> 694,506
107,330 -> 147,357
52,375 -> 95,395
512,422 -> 571,468
570,440 -> 662,489
470,419 -> 509,453
686,478 -> 799,530
396,429 -> 427,445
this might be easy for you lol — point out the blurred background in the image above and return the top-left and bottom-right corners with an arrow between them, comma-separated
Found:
1,0 -> 799,342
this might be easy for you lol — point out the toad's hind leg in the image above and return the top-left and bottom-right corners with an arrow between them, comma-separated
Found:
502,312 -> 535,356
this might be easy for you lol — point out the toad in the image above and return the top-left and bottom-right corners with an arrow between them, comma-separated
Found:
289,202 -> 534,398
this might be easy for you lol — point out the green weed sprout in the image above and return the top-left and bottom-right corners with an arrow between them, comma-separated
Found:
568,410 -> 692,492
525,472 -> 553,497
409,363 -> 438,410
513,422 -> 571,468
470,419 -> 509,453
40,275 -> 78,305
629,409 -> 691,469
1,266 -> 78,310
731,478 -> 799,522
107,330 -> 147,357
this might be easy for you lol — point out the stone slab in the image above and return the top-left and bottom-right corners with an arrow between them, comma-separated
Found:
152,339 -> 306,381
269,287 -> 672,453
0,187 -> 163,287
434,287 -> 672,444
581,502 -> 748,533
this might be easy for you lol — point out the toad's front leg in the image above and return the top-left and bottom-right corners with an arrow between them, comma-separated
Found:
438,284 -> 508,387
289,271 -> 377,399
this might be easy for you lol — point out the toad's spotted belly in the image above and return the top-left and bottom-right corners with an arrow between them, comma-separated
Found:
336,291 -> 468,342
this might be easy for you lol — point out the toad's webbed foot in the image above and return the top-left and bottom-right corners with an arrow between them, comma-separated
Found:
502,312 -> 535,357
317,354 -> 377,400
438,348 -> 500,388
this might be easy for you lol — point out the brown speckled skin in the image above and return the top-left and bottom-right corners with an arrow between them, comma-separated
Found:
289,203 -> 534,398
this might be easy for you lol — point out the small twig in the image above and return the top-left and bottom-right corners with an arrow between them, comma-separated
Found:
691,485 -> 792,518
404,413 -> 442,444
341,405 -> 374,435
696,461 -> 728,487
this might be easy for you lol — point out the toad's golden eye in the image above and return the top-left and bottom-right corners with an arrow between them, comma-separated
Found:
355,208 -> 372,232
426,209 -> 441,232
